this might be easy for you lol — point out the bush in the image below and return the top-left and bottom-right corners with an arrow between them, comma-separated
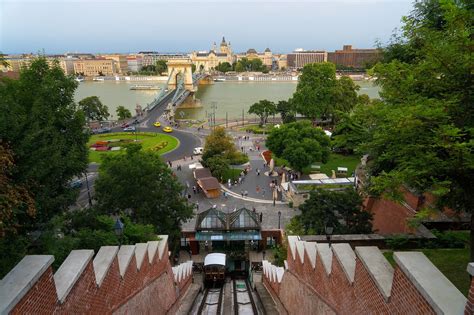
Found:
386,235 -> 410,250
230,153 -> 249,165
272,245 -> 287,267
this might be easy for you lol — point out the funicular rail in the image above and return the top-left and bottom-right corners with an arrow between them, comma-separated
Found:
197,286 -> 224,315
233,279 -> 258,315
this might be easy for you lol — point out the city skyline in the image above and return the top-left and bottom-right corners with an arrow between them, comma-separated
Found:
1,0 -> 413,54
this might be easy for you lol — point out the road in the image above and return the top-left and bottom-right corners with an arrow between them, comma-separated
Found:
79,90 -> 202,209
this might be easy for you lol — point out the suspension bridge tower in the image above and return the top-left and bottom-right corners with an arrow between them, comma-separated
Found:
166,59 -> 195,92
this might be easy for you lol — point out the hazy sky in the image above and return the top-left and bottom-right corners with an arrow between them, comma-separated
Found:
0,0 -> 414,54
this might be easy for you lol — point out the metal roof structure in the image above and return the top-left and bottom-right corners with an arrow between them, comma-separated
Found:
204,253 -> 226,266
195,208 -> 261,232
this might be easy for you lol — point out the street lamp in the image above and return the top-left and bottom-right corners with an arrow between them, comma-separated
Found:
325,224 -> 334,248
278,211 -> 281,229
114,218 -> 124,245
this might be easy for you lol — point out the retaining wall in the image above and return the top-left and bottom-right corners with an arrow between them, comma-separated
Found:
262,236 -> 468,314
0,235 -> 193,315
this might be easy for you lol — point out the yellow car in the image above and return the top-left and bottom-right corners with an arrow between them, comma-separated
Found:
153,121 -> 161,127
163,126 -> 173,133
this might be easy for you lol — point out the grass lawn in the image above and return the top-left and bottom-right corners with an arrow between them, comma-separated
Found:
88,132 -> 179,163
272,153 -> 360,177
223,168 -> 242,182
383,248 -> 470,296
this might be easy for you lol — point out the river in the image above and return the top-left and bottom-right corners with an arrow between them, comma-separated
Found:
74,80 -> 380,120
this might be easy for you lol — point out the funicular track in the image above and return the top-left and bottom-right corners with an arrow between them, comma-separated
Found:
197,285 -> 224,315
233,279 -> 258,315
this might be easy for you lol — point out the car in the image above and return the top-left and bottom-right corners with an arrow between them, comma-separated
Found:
121,123 -> 129,128
154,121 -> 161,127
69,178 -> 82,189
162,126 -> 173,133
193,147 -> 203,155
123,126 -> 136,132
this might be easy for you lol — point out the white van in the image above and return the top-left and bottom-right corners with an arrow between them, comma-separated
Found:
193,147 -> 203,155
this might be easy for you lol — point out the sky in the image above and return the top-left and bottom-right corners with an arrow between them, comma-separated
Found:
0,0 -> 414,54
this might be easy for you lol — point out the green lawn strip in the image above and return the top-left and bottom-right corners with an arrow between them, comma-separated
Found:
223,168 -> 242,182
383,248 -> 469,296
88,132 -> 178,163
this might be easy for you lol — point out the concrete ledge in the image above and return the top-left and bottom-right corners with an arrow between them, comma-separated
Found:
157,235 -> 168,260
93,246 -> 119,287
304,242 -> 318,269
394,252 -> 466,315
134,243 -> 147,270
0,255 -> 54,314
284,260 -> 288,271
287,236 -> 299,261
117,245 -> 136,278
332,243 -> 356,284
276,267 -> 285,283
296,240 -> 305,264
467,262 -> 474,277
355,246 -> 393,301
316,243 -> 332,275
54,250 -> 94,303
147,241 -> 159,263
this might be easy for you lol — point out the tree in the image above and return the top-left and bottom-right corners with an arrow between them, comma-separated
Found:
155,60 -> 168,74
292,62 -> 337,123
215,62 -> 232,73
116,105 -> 132,120
266,120 -> 330,172
298,189 -> 372,235
202,127 -> 240,163
362,1 -> 474,258
0,57 -> 89,227
248,100 -> 277,126
292,62 -> 359,124
203,156 -> 230,182
78,96 -> 109,122
276,100 -> 296,123
94,144 -> 193,244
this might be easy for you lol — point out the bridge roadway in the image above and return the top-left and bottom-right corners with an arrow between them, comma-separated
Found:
112,89 -> 201,162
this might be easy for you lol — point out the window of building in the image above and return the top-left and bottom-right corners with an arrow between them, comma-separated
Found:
180,237 -> 189,247
267,236 -> 275,247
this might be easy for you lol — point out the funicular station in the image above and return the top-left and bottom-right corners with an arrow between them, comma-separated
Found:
184,207 -> 277,284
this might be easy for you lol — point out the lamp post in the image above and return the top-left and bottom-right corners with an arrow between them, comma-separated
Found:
325,224 -> 334,248
278,211 -> 281,229
114,218 -> 124,245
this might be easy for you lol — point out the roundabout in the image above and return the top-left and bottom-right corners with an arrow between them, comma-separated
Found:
88,132 -> 179,163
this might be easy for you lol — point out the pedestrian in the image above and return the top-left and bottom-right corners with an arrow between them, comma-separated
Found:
196,201 -> 199,210
259,212 -> 263,222
262,188 -> 266,197
241,190 -> 244,197
238,177 -> 242,184
257,169 -> 260,176
191,155 -> 194,160
193,186 -> 197,194
205,241 -> 209,252
252,207 -> 256,213
183,155 -> 186,161
228,179 -> 231,189
241,146 -> 244,152
256,185 -> 260,193
187,193 -> 191,200
244,190 -> 248,197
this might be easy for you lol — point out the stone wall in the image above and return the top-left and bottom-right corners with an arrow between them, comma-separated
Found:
0,235 -> 193,315
262,236 -> 468,314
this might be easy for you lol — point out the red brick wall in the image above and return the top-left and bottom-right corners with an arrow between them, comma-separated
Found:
9,242 -> 192,314
263,246 -> 440,315
366,196 -> 416,234
465,277 -> 474,315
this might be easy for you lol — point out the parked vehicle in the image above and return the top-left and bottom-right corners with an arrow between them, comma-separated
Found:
193,147 -> 203,155
123,126 -> 136,132
121,123 -> 129,128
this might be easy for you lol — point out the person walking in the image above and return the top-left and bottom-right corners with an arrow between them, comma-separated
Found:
241,190 -> 244,198
256,185 -> 260,193
193,186 -> 197,194
262,188 -> 266,197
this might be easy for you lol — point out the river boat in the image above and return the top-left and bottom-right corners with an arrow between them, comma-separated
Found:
75,77 -> 84,82
93,77 -> 105,81
213,78 -> 226,82
130,85 -> 161,90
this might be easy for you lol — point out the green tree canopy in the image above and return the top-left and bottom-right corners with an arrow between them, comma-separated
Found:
78,96 -> 109,122
215,62 -> 232,73
276,100 -> 296,124
94,144 -> 192,243
361,1 -> 473,257
266,120 -> 330,172
234,57 -> 266,72
0,57 -> 89,227
116,105 -> 132,120
292,62 -> 359,124
155,60 -> 168,74
248,99 -> 277,126
202,127 -> 240,163
296,188 -> 372,235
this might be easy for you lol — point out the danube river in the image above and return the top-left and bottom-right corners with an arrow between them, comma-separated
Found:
74,80 -> 380,120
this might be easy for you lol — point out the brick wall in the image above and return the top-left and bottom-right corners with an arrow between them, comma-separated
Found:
262,237 -> 467,314
366,196 -> 416,234
1,237 -> 193,315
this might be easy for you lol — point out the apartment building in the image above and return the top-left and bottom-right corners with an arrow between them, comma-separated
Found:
73,58 -> 116,76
